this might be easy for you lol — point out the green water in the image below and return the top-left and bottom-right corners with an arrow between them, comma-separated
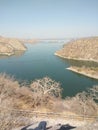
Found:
0,41 -> 98,97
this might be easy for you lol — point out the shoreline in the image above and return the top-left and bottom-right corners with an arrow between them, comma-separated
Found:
54,52 -> 98,63
0,52 -> 14,56
66,67 -> 98,80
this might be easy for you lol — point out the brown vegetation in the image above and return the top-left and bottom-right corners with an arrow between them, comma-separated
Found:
64,91 -> 98,116
0,73 -> 98,129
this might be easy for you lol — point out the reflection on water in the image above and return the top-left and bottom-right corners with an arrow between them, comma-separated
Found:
14,51 -> 25,57
60,58 -> 98,68
0,51 -> 25,59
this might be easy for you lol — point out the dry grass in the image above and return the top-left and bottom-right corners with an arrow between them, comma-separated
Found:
0,73 -> 98,130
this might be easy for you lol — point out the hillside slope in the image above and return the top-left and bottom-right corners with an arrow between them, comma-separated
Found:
0,42 -> 14,56
0,36 -> 26,56
0,74 -> 98,130
55,37 -> 98,62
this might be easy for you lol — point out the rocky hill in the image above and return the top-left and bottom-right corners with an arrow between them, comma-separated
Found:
0,36 -> 26,56
55,37 -> 98,62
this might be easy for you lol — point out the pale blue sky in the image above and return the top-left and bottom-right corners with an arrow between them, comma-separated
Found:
0,0 -> 98,38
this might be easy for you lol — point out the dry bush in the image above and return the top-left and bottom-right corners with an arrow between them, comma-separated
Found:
0,74 -> 62,129
30,77 -> 62,109
0,73 -> 22,130
89,85 -> 98,102
0,73 -> 98,129
30,77 -> 62,97
64,88 -> 98,116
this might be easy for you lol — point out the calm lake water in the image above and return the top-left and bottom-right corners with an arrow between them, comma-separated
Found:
0,41 -> 98,97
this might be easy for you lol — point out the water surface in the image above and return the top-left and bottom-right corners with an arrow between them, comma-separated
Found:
0,41 -> 98,97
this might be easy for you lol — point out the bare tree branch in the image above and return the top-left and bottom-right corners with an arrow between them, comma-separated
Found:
30,77 -> 62,98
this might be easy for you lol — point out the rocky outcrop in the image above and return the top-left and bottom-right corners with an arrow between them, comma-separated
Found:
0,36 -> 26,56
55,37 -> 98,62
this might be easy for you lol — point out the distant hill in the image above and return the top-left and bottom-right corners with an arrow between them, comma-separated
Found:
55,37 -> 98,62
19,38 -> 38,44
0,36 -> 27,56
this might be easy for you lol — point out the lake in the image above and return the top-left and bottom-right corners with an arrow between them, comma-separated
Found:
0,41 -> 98,97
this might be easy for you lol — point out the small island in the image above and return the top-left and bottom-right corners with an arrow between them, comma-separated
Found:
55,37 -> 98,80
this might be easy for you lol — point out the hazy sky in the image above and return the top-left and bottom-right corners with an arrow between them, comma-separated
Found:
0,0 -> 98,38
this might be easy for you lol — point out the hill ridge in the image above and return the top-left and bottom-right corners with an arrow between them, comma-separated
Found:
55,37 -> 98,62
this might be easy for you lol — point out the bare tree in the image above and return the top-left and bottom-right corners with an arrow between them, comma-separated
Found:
30,77 -> 62,98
